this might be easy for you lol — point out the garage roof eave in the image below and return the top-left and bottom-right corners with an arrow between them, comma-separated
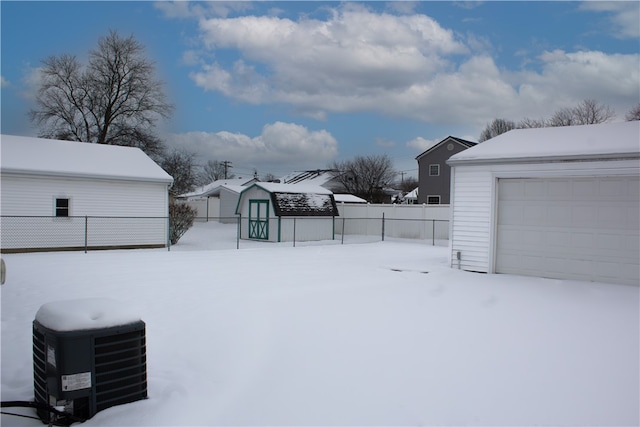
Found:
447,152 -> 640,167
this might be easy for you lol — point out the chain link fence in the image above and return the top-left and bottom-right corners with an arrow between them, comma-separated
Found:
0,216 -> 169,253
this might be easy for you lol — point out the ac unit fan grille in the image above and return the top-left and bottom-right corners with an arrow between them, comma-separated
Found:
32,327 -> 47,404
94,328 -> 147,412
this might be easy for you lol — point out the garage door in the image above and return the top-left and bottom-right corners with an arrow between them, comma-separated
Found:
496,176 -> 640,286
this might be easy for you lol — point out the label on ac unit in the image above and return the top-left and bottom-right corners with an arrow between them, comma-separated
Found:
61,372 -> 92,391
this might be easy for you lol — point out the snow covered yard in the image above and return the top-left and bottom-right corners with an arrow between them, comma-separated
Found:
1,222 -> 638,426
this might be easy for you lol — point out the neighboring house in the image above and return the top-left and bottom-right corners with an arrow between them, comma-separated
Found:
415,136 -> 477,204
0,134 -> 173,252
402,187 -> 419,204
235,182 -> 339,243
178,177 -> 258,223
447,121 -> 640,286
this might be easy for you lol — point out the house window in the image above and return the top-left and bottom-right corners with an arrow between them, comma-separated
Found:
427,196 -> 441,205
55,198 -> 70,217
429,164 -> 440,176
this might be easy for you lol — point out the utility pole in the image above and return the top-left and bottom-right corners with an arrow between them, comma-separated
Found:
222,160 -> 233,179
399,171 -> 406,184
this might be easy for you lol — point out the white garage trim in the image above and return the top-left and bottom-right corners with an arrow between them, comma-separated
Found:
494,176 -> 639,285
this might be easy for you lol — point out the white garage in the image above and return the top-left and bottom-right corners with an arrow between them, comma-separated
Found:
448,121 -> 640,286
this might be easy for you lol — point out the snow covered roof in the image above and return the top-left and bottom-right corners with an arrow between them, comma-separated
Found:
334,194 -> 367,203
238,182 -> 338,217
1,134 -> 173,184
278,169 -> 337,186
448,121 -> 640,165
179,177 -> 256,198
404,187 -> 419,200
253,182 -> 333,195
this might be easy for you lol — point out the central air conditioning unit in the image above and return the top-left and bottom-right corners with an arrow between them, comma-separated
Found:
32,298 -> 147,425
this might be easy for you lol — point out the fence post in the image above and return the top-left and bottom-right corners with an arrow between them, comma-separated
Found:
342,217 -> 345,244
167,215 -> 171,251
236,215 -> 241,249
293,218 -> 296,247
432,219 -> 435,246
382,212 -> 385,242
84,216 -> 88,253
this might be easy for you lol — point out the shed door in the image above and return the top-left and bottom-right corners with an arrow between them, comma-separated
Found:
248,200 -> 269,240
496,176 -> 639,286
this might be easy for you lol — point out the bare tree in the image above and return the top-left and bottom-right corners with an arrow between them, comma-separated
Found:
626,104 -> 640,121
518,117 -> 546,128
160,149 -> 199,196
397,176 -> 419,193
262,172 -> 277,182
29,30 -> 172,157
478,118 -> 517,142
548,99 -> 615,127
200,160 -> 234,184
331,154 -> 396,203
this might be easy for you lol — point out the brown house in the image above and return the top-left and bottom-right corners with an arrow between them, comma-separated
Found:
415,136 -> 476,204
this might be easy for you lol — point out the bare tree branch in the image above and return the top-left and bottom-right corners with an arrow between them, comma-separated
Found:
29,30 -> 173,156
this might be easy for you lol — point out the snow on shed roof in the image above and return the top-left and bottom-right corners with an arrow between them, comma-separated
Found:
448,121 -> 640,165
1,134 -> 173,184
238,182 -> 338,217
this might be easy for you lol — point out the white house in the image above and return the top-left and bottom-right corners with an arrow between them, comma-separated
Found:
447,121 -> 640,286
178,177 -> 258,223
0,135 -> 173,252
235,182 -> 339,243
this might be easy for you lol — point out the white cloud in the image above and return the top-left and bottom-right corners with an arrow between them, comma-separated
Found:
1,76 -> 9,88
20,66 -> 44,101
168,3 -> 639,128
164,122 -> 339,174
154,1 -> 252,19
580,1 -> 640,39
406,136 -> 441,152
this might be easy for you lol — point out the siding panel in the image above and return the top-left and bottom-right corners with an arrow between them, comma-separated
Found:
1,174 -> 169,250
449,167 -> 493,272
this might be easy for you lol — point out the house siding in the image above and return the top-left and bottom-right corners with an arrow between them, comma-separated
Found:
417,138 -> 475,204
449,159 -> 640,274
1,174 -> 169,250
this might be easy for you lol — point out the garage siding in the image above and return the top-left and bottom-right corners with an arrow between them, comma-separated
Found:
449,167 -> 493,272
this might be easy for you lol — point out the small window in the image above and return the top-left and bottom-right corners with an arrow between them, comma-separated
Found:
427,196 -> 441,205
55,198 -> 69,217
429,164 -> 440,176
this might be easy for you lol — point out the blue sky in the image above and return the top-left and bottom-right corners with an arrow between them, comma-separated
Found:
2,1 -> 639,179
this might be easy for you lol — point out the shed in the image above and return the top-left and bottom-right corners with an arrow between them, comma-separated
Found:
235,182 -> 339,242
0,135 -> 173,252
447,121 -> 640,286
178,178 -> 256,223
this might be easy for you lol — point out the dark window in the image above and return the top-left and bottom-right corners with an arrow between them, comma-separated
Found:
429,164 -> 440,176
55,198 -> 69,217
427,196 -> 441,205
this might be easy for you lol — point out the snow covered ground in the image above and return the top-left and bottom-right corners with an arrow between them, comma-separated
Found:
1,221 -> 638,426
